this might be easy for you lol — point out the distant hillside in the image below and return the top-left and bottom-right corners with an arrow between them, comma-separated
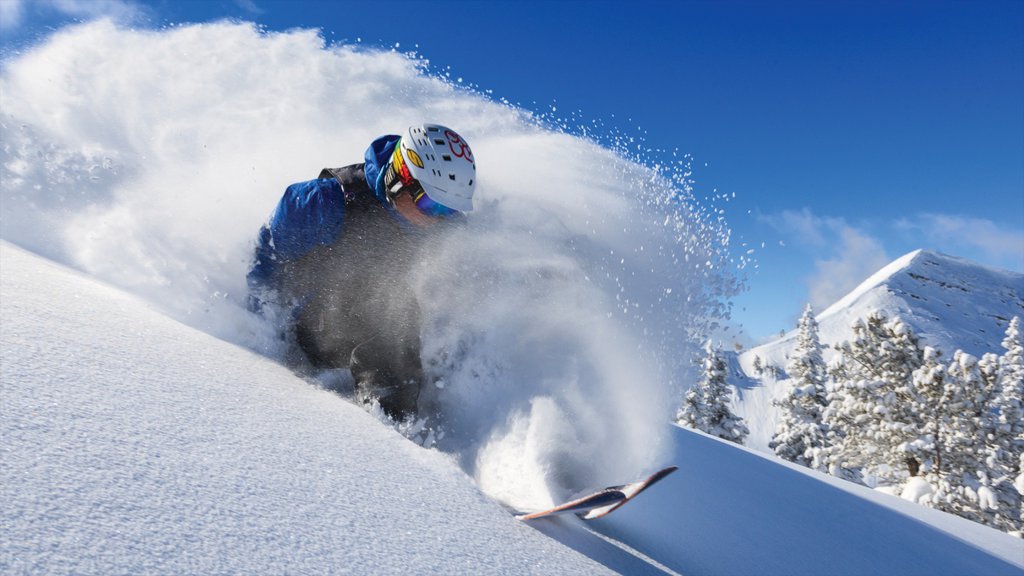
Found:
733,249 -> 1024,452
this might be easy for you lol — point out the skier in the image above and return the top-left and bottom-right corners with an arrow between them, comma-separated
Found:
247,124 -> 476,419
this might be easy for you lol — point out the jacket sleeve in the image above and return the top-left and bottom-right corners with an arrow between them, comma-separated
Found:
247,178 -> 346,296
269,178 -> 347,258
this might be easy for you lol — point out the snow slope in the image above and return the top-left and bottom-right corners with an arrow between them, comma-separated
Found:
4,242 -> 1021,575
0,242 -> 613,575
735,249 -> 1024,450
604,426 -> 1023,576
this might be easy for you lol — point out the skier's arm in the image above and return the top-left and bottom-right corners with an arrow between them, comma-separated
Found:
246,178 -> 346,303
268,178 -> 347,259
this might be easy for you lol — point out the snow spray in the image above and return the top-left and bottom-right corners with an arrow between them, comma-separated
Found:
0,21 -> 739,511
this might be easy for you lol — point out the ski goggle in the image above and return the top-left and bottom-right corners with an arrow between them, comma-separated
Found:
409,187 -> 459,218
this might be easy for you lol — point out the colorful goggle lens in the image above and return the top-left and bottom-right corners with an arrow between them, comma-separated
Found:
411,188 -> 459,218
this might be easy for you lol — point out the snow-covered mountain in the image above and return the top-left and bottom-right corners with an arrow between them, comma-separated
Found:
4,241 -> 1021,575
734,249 -> 1024,452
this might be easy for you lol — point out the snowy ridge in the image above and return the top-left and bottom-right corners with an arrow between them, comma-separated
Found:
4,241 -> 1021,575
817,249 -> 925,319
735,248 -> 1024,451
817,249 -> 1024,356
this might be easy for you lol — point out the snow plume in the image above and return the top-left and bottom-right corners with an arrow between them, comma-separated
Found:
0,20 -> 738,510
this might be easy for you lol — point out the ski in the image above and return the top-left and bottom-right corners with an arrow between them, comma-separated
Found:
515,489 -> 627,521
516,465 -> 678,521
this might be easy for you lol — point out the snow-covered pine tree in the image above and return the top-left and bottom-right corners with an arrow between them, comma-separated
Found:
997,317 -> 1024,449
771,304 -> 830,471
823,311 -> 924,485
1016,452 -> 1024,532
912,329 -> 1022,535
677,340 -> 749,445
676,377 -> 707,432
985,316 -> 1024,535
927,350 -> 996,524
911,346 -> 947,478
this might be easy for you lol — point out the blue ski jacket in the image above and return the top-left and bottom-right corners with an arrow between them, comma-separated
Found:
246,135 -> 400,297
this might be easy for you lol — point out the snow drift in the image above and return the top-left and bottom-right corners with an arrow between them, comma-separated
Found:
4,241 -> 1020,575
0,242 -> 613,575
0,20 -> 738,511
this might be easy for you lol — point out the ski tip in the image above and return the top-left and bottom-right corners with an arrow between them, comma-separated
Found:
578,465 -> 680,521
514,466 -> 680,522
656,465 -> 679,477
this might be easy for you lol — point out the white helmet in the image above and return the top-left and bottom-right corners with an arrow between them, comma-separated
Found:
396,124 -> 476,212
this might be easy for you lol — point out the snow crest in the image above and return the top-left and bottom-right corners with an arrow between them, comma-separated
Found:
0,20 -> 738,510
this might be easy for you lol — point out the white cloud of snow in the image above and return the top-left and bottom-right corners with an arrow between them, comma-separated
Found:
0,20 -> 738,511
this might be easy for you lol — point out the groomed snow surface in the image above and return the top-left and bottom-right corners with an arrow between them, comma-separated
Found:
4,242 -> 1021,575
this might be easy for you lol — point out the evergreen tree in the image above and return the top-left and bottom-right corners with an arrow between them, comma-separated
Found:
823,311 -> 924,484
985,316 -> 1024,534
677,340 -> 749,445
771,304 -> 830,471
910,346 -> 952,475
676,378 -> 707,432
912,326 -> 1023,535
926,350 -> 994,523
1016,452 -> 1024,531
997,317 -> 1024,446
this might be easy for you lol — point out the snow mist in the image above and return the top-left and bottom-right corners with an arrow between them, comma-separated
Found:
0,21 -> 738,510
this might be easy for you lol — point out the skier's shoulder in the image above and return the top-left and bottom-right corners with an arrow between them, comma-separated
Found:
311,134 -> 400,207
318,163 -> 371,200
268,169 -> 357,258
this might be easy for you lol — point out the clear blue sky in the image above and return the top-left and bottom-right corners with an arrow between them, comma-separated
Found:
3,0 -> 1022,341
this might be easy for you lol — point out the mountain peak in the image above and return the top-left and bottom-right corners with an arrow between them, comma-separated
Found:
745,249 -> 1023,372
817,249 -> 1015,321
737,249 -> 1023,452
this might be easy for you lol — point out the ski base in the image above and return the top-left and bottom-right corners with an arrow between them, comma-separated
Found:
516,465 -> 678,521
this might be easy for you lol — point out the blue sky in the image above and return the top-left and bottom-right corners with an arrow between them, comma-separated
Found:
2,0 -> 1022,341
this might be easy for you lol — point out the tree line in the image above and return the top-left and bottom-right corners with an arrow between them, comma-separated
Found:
676,310 -> 1023,536
770,308 -> 1022,536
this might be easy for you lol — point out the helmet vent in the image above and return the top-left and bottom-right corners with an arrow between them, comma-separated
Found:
442,155 -> 452,162
448,174 -> 456,181
434,139 -> 446,145
427,126 -> 440,132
